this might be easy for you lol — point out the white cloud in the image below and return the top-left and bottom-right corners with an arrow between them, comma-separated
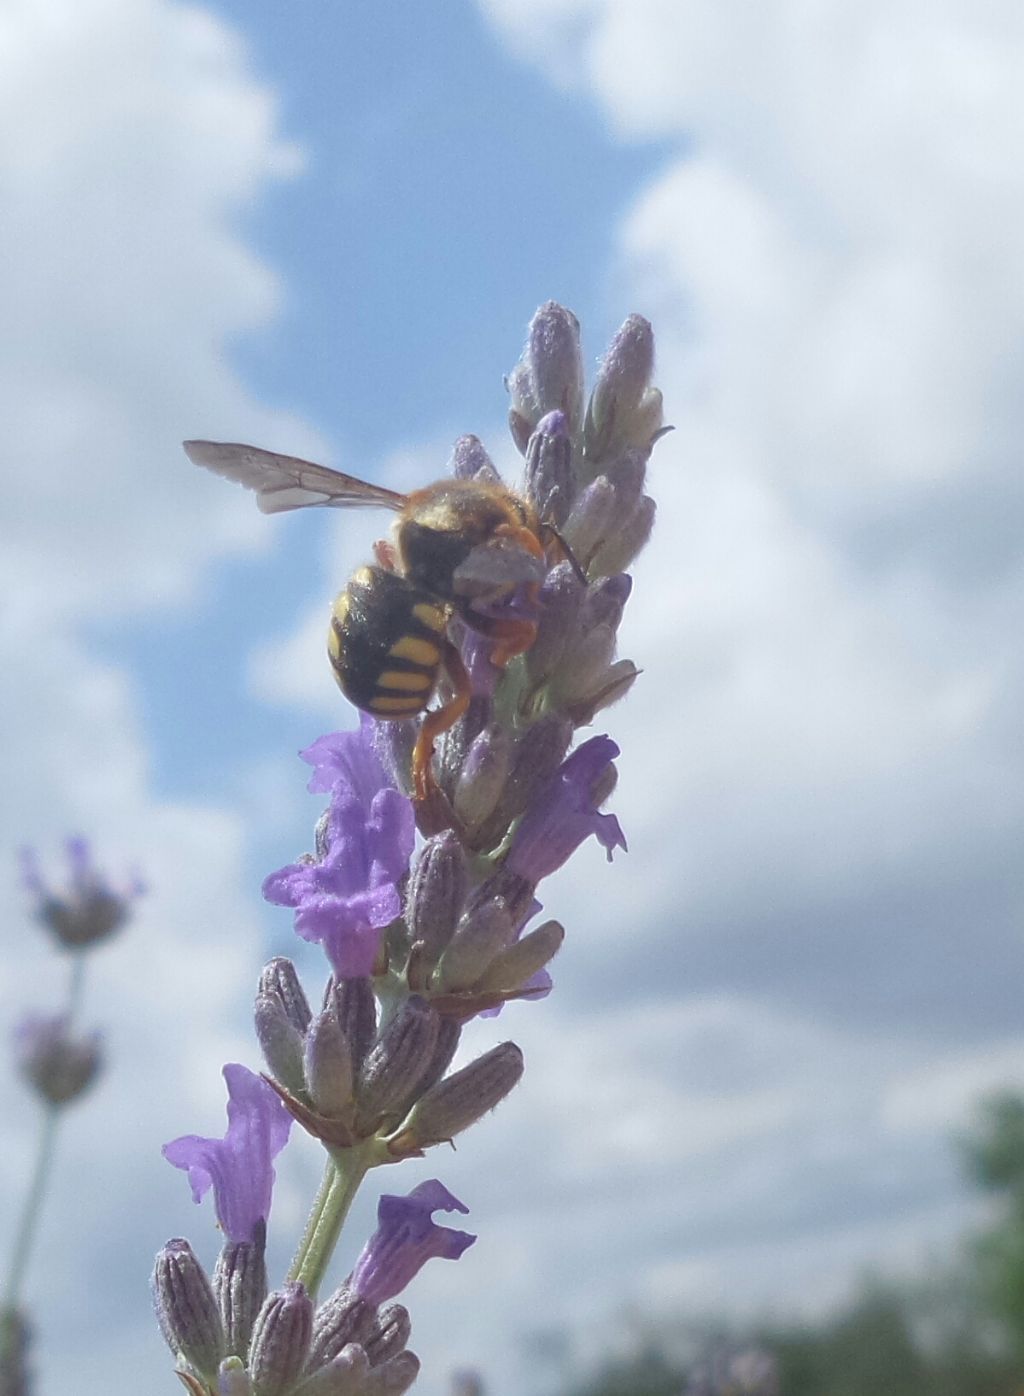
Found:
460,0 -> 1024,1383
0,2 -> 317,1392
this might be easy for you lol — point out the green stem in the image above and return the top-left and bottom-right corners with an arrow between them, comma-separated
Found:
66,954 -> 86,1024
287,1147 -> 372,1299
2,1105 -> 60,1310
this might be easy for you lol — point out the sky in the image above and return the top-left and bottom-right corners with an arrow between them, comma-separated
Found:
1,1 -> 1023,1394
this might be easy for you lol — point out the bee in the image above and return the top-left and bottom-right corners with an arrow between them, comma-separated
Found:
183,440 -> 555,801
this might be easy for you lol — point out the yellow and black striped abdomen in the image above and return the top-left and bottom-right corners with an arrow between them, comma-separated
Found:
328,565 -> 447,720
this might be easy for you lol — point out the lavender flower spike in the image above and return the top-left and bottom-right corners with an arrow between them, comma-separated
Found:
350,1181 -> 476,1307
20,836 -> 143,950
163,1064 -> 292,1244
15,1013 -> 102,1107
263,717 -> 415,978
507,734 -> 627,885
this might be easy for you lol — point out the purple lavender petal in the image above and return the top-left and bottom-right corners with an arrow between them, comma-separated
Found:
507,735 -> 627,885
301,715 -> 392,800
163,1065 -> 292,1244
263,720 -> 415,978
350,1180 -> 476,1306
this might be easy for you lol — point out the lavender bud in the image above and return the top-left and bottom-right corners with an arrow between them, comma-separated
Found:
217,1356 -> 254,1395
294,1344 -> 370,1396
447,434 -> 500,483
363,1351 -> 420,1395
525,563 -> 584,688
552,623 -> 618,709
356,997 -> 441,1135
524,410 -> 574,527
258,958 -> 312,1036
508,405 -> 534,456
506,362 -> 539,436
566,659 -> 640,725
363,1304 -> 411,1367
580,573 -> 632,632
634,386 -> 666,447
590,492 -> 656,577
308,1288 -> 374,1370
255,993 -> 307,1095
436,690 -> 491,800
332,978 -> 377,1074
476,713 -> 573,846
584,313 -> 658,467
15,1014 -> 102,1107
473,920 -> 565,995
525,302 -> 584,431
406,833 -> 467,962
368,718 -> 416,799
152,1239 -> 226,1381
213,1228 -> 268,1360
393,1016 -> 461,1113
434,899 -> 514,993
604,446 -> 647,504
562,476 -> 618,567
452,1372 -> 484,1396
452,727 -> 507,830
305,1008 -> 354,1117
390,1043 -> 524,1154
248,1283 -> 313,1396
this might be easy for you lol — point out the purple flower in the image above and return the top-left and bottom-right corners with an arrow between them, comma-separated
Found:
506,734 -> 627,884
263,718 -> 415,978
20,836 -> 143,950
15,1013 -> 102,1106
163,1064 -> 292,1244
350,1180 -> 476,1306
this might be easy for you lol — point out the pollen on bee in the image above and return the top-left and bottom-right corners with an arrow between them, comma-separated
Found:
333,592 -> 352,625
379,670 -> 432,692
352,566 -> 375,589
389,635 -> 440,666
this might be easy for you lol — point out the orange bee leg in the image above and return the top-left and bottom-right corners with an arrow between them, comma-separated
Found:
483,522 -> 544,666
473,614 -> 539,669
412,640 -> 472,803
493,520 -> 545,560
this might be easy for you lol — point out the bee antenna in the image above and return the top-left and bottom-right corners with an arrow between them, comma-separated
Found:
539,522 -> 587,584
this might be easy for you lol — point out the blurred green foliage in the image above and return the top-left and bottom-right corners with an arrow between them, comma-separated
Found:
963,1090 -> 1024,1364
544,1088 -> 1024,1396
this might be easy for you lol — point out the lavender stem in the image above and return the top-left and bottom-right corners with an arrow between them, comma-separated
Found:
2,1105 -> 58,1311
286,1144 -> 373,1299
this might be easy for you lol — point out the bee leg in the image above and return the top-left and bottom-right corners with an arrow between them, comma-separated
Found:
475,615 -> 539,669
373,537 -> 399,571
412,640 -> 471,803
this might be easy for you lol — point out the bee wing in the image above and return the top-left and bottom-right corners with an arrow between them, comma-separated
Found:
183,441 -> 408,515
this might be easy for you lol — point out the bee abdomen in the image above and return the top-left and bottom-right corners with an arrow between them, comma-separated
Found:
328,565 -> 447,719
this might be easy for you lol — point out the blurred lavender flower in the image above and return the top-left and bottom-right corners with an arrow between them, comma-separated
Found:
163,1065 -> 293,1244
14,1013 -> 102,1107
450,1371 -> 484,1396
0,1307 -> 31,1396
685,1346 -> 780,1396
263,721 -> 415,978
20,836 -> 142,951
